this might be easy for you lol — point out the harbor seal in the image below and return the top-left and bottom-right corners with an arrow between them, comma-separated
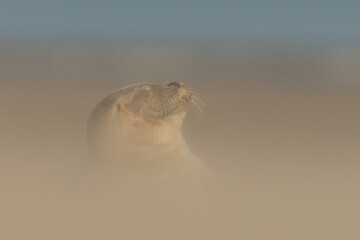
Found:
87,82 -> 208,182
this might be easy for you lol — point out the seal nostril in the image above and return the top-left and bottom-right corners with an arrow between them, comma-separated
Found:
168,82 -> 181,88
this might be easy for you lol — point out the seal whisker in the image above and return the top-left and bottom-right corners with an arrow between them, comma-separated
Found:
191,96 -> 205,112
192,95 -> 206,107
191,90 -> 205,98
190,100 -> 204,115
125,118 -> 135,142
125,111 -> 140,142
192,99 -> 205,110
190,104 -> 202,115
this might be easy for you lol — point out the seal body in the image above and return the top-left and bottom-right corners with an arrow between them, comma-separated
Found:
87,82 -> 208,183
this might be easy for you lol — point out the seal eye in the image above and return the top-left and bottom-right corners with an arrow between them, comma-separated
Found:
168,82 -> 181,88
128,90 -> 151,114
132,90 -> 150,103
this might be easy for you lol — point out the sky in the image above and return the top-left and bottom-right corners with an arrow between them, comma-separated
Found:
0,0 -> 359,44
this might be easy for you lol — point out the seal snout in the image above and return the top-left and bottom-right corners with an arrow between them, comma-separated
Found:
167,81 -> 191,98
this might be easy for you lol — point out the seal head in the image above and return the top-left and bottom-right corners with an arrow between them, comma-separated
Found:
87,82 -> 194,160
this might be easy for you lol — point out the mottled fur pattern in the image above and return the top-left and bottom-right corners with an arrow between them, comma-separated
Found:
86,82 -> 209,184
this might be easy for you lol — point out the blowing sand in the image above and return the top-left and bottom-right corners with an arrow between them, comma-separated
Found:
1,44 -> 360,239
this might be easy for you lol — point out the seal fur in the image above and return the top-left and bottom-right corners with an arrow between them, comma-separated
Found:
87,82 -> 208,182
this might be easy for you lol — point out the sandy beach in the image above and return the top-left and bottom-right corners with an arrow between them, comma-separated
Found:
1,43 -> 360,239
